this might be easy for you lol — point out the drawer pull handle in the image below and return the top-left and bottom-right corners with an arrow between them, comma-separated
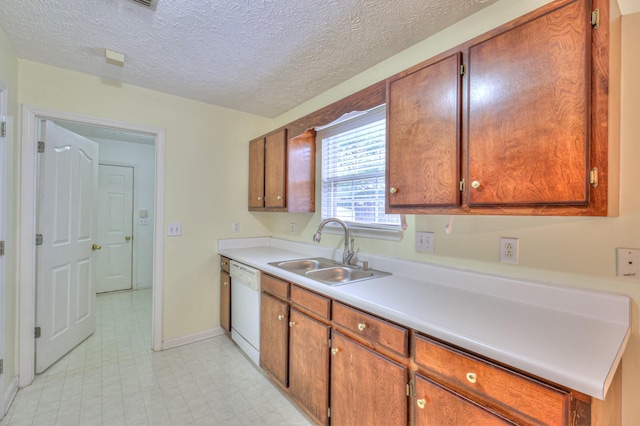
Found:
220,261 -> 227,267
277,314 -> 284,321
357,323 -> 367,331
289,321 -> 295,328
471,180 -> 481,189
466,372 -> 477,384
416,399 -> 426,409
331,348 -> 340,355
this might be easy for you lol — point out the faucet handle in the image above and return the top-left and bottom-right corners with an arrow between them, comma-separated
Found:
357,260 -> 369,270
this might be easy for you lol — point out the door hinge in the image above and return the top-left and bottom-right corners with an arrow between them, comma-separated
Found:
591,9 -> 600,29
37,141 -> 45,153
35,327 -> 41,338
0,359 -> 3,374
460,64 -> 466,76
459,178 -> 465,192
406,381 -> 414,397
1,121 -> 6,138
36,234 -> 43,246
0,241 -> 4,256
590,167 -> 599,188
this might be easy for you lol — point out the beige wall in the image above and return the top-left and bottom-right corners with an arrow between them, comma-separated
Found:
266,2 -> 640,424
0,23 -> 20,411
17,61 -> 274,340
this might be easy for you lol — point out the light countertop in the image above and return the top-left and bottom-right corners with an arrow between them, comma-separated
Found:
218,237 -> 630,400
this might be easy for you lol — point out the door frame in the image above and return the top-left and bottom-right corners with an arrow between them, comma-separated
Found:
18,105 -> 165,386
0,80 -> 7,415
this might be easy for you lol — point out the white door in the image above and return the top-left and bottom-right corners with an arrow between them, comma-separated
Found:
36,120 -> 98,373
96,164 -> 134,293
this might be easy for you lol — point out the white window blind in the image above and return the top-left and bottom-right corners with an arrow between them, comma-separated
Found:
320,105 -> 402,231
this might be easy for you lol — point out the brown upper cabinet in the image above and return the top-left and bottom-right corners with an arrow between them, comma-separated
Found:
387,0 -> 618,216
248,128 -> 316,212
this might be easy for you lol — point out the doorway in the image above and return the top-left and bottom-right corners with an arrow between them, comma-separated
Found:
18,105 -> 166,386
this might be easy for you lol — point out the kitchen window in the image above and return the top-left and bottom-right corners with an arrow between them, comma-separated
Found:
318,105 -> 404,240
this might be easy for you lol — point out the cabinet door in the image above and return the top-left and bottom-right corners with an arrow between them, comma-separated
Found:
387,53 -> 462,209
259,292 -> 289,387
330,331 -> 407,425
467,0 -> 590,206
220,271 -> 231,332
264,129 -> 287,208
414,374 -> 514,425
289,309 -> 330,425
248,137 -> 265,209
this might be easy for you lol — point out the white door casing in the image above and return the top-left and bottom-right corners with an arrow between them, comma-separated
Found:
0,80 -> 7,416
19,105 -> 165,386
97,164 -> 134,293
35,121 -> 98,373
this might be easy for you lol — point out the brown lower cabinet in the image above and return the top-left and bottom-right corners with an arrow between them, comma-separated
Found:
253,270 -> 618,426
414,373 -> 515,425
330,331 -> 408,425
289,308 -> 330,425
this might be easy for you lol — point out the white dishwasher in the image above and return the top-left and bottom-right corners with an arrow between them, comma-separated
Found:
229,260 -> 261,366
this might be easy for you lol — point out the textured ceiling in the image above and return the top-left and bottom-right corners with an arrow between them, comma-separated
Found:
0,0 -> 499,118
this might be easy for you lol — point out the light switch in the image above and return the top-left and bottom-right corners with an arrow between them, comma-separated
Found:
167,223 -> 182,236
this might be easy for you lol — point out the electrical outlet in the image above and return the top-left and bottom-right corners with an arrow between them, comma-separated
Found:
167,223 -> 182,236
500,237 -> 519,264
616,248 -> 640,279
232,222 -> 240,233
416,231 -> 435,253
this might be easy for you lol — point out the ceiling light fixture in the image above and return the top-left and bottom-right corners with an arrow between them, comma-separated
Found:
127,0 -> 158,10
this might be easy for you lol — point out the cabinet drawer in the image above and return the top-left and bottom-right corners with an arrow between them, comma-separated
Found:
290,285 -> 330,320
220,256 -> 230,273
332,302 -> 408,356
414,334 -> 570,425
261,274 -> 289,299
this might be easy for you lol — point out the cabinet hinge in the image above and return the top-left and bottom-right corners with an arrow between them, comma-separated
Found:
35,327 -> 41,338
0,241 -> 4,256
591,9 -> 600,29
328,407 -> 331,418
459,178 -> 465,192
460,64 -> 466,76
1,121 -> 6,138
406,381 -> 414,397
590,167 -> 599,188
0,359 -> 3,374
328,338 -> 332,348
37,141 -> 45,153
36,234 -> 43,246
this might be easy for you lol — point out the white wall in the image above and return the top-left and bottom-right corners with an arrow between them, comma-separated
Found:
95,138 -> 155,289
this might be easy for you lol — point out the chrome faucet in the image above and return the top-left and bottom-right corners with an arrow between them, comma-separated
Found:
313,218 -> 355,265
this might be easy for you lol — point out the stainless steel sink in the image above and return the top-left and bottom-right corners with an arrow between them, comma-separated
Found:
269,257 -> 390,286
274,258 -> 337,272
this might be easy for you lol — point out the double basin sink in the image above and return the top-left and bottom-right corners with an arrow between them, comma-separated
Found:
269,257 -> 390,286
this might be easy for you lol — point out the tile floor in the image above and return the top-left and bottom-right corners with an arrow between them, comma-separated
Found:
1,289 -> 311,426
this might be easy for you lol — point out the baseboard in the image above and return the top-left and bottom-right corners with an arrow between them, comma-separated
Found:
2,376 -> 18,418
161,327 -> 226,350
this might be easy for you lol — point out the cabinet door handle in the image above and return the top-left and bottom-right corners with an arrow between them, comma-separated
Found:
416,399 -> 426,409
223,281 -> 228,286
257,196 -> 262,201
471,180 -> 481,189
278,314 -> 284,321
466,372 -> 477,384
357,323 -> 367,331
92,244 -> 102,251
289,321 -> 295,327
220,261 -> 228,267
331,347 -> 340,355
276,195 -> 282,200
389,187 -> 398,194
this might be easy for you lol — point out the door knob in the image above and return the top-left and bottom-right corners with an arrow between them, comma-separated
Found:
92,244 -> 102,251
125,235 -> 132,241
